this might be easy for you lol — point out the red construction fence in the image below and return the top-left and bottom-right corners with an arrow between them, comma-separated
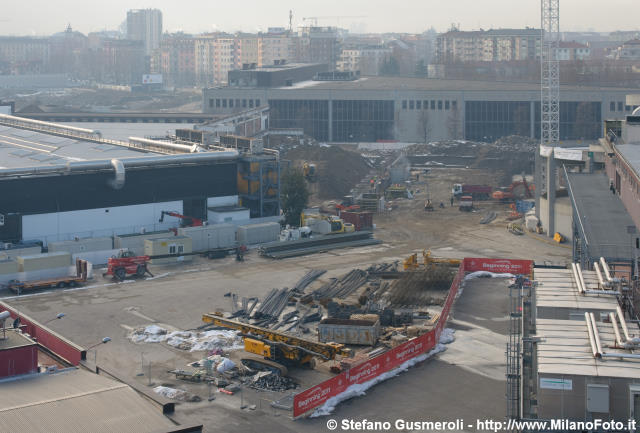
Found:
293,257 -> 532,418
0,301 -> 85,365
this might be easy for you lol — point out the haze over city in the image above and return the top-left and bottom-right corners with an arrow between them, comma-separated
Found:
4,0 -> 639,35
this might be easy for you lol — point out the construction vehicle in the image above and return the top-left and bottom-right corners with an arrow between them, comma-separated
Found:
424,199 -> 434,212
103,250 -> 153,281
302,162 -> 317,182
201,313 -> 351,374
492,177 -> 534,202
159,211 -> 203,227
459,195 -> 473,212
452,184 -> 492,200
300,212 -> 355,234
7,259 -> 89,294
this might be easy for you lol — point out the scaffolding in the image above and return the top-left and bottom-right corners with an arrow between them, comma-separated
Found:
506,276 -> 524,422
237,155 -> 280,218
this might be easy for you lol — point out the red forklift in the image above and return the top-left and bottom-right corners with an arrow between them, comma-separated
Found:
103,250 -> 153,281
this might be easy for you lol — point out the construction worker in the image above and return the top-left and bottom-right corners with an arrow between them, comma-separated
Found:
450,196 -> 454,207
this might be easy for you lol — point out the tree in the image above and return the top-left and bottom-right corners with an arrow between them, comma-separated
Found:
418,110 -> 431,143
280,169 -> 310,227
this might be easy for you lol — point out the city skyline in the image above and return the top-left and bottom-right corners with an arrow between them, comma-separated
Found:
3,0 -> 639,37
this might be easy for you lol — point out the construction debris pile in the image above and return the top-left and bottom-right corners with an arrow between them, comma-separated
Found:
130,325 -> 243,352
385,267 -> 454,308
282,144 -> 371,199
248,371 -> 298,392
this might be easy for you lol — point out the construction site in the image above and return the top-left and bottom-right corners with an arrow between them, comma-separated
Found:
3,1 -> 640,430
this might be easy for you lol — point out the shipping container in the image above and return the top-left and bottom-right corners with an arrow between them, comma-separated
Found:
48,237 -> 113,254
145,236 -> 193,265
0,259 -> 19,275
177,224 -> 237,252
114,231 -> 174,256
237,222 -> 280,245
318,318 -> 380,346
0,246 -> 42,260
340,212 -> 373,231
17,252 -> 72,272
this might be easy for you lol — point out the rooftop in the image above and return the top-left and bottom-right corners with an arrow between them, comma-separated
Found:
536,318 -> 640,379
0,369 -> 178,433
533,268 -> 620,312
0,329 -> 36,351
616,144 -> 640,176
247,76 -> 636,93
566,172 -> 636,261
0,124 -> 149,169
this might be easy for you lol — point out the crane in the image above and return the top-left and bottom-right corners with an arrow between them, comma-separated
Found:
202,313 -> 351,374
302,16 -> 366,26
158,211 -> 203,227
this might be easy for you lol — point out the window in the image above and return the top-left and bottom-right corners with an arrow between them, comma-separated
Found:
610,102 -> 616,111
249,99 -> 254,108
255,99 -> 260,107
216,99 -> 221,108
169,245 -> 176,254
222,99 -> 227,108
452,100 -> 457,109
430,100 -> 436,110
236,99 -> 240,108
402,100 -> 407,109
626,105 -> 632,112
416,100 -> 422,109
229,99 -> 234,108
209,98 -> 214,108
409,100 -> 415,110
242,99 -> 247,108
424,100 -> 428,109
445,100 -> 450,110
438,100 -> 443,110
177,245 -> 184,254
618,102 -> 624,112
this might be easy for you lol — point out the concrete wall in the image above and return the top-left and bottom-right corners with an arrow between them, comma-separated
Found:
539,196 -> 573,241
22,201 -> 183,246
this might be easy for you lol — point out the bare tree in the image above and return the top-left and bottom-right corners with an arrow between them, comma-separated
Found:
418,110 -> 431,142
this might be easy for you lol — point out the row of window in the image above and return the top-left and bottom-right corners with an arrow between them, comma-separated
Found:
209,98 -> 261,109
402,99 -> 457,111
610,101 -> 639,112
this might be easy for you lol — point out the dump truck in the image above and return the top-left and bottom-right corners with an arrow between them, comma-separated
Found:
7,259 -> 89,294
452,184 -> 492,200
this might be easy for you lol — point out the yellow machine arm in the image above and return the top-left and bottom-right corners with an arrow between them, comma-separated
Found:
202,313 -> 351,361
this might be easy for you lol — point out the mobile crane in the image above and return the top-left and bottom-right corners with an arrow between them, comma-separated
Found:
158,211 -> 204,227
202,313 -> 351,375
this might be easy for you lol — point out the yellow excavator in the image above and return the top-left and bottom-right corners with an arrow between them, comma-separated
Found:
403,249 -> 462,270
302,162 -> 317,182
202,313 -> 351,375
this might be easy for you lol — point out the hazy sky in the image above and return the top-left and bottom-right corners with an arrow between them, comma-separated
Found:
3,0 -> 638,36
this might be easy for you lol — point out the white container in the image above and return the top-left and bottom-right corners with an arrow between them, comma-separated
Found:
237,222 -> 280,245
17,252 -> 71,272
48,236 -> 113,254
178,224 -> 237,252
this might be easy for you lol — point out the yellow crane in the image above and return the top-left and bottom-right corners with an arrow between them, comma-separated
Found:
202,313 -> 351,374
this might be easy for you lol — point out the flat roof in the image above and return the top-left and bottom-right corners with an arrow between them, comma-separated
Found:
232,63 -> 324,73
537,318 -> 640,379
615,144 -> 640,176
566,172 -> 636,261
0,369 -> 177,433
0,124 -> 149,169
257,76 -> 637,92
534,268 -> 620,312
0,330 -> 36,351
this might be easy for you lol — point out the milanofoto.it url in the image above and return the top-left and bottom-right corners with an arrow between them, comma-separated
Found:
327,418 -> 638,431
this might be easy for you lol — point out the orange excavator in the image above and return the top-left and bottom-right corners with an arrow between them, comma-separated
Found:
159,211 -> 204,227
492,178 -> 534,202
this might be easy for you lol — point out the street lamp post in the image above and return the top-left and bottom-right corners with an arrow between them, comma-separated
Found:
86,337 -> 111,366
43,313 -> 65,325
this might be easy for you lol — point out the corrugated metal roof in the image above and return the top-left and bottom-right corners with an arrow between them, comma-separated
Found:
0,125 -> 149,169
0,369 -> 175,433
536,319 -> 640,379
534,268 -> 620,311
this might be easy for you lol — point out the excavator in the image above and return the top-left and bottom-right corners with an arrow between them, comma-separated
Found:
492,177 -> 534,202
302,162 -> 317,182
201,313 -> 351,375
159,211 -> 204,227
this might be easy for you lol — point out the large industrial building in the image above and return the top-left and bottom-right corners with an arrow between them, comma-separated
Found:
203,64 -> 634,143
0,113 -> 279,247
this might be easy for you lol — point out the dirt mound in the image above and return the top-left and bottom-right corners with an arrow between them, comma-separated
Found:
284,145 -> 370,200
